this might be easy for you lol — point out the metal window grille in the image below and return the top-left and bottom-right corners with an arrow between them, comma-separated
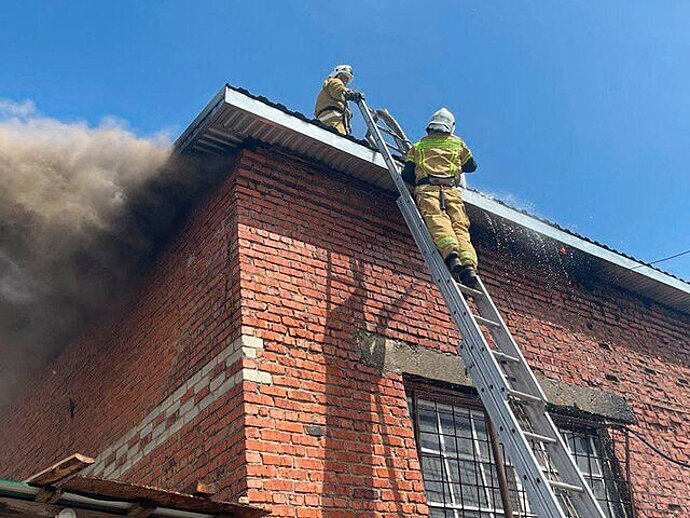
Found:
558,424 -> 634,517
408,387 -> 635,518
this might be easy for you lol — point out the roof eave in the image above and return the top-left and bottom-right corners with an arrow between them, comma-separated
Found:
174,84 -> 690,314
465,190 -> 690,298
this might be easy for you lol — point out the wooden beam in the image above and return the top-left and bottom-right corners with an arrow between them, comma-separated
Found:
24,453 -> 95,486
64,477 -> 268,517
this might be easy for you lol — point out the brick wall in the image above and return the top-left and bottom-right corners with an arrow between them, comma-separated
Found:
0,167 -> 252,499
232,145 -> 690,517
1,143 -> 688,517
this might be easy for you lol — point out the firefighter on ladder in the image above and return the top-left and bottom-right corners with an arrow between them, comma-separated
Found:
402,108 -> 480,288
314,64 -> 356,135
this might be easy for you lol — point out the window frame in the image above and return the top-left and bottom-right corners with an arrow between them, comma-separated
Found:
406,380 -> 635,518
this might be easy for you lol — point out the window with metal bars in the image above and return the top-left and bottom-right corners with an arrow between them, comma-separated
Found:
407,385 -> 634,518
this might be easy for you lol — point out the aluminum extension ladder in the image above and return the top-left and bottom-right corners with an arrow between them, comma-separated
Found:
352,96 -> 607,518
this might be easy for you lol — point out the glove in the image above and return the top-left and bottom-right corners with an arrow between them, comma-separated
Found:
344,89 -> 365,102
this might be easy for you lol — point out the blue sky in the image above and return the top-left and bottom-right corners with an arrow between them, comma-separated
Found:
1,1 -> 688,278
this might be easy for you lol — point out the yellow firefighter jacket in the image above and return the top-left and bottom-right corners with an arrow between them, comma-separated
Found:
314,77 -> 349,117
406,133 -> 473,182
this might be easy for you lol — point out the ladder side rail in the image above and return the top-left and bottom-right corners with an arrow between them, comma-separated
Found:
396,196 -> 569,518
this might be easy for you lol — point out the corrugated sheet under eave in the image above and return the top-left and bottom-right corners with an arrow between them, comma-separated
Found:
606,266 -> 687,307
174,85 -> 690,315
176,88 -> 393,189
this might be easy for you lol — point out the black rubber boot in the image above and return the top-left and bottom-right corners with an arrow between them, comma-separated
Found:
444,252 -> 462,275
457,265 -> 480,289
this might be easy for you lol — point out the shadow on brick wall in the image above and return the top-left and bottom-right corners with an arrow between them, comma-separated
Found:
322,252 -> 409,515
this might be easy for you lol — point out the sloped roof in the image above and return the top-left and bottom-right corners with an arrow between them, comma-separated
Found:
174,84 -> 690,314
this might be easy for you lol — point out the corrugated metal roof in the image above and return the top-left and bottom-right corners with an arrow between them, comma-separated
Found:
174,84 -> 690,315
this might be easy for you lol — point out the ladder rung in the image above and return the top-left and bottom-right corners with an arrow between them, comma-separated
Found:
548,479 -> 584,493
508,390 -> 545,405
383,142 -> 404,154
474,315 -> 501,328
455,282 -> 484,298
376,124 -> 401,137
524,431 -> 557,444
492,350 -> 520,364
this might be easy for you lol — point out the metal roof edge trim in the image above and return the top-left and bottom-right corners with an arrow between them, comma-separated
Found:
174,84 -> 690,305
173,86 -> 227,154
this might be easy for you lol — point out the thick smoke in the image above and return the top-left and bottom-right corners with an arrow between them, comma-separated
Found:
0,100 -> 224,412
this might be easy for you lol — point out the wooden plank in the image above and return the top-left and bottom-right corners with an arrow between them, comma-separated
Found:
24,453 -> 94,486
63,477 -> 268,517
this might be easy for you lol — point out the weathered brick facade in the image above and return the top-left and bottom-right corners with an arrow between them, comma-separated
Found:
1,143 -> 688,517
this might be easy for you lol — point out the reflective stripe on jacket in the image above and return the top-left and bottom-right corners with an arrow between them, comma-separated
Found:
314,77 -> 349,117
406,133 -> 472,182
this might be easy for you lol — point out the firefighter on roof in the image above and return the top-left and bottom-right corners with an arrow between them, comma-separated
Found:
402,108 -> 480,288
314,64 -> 356,135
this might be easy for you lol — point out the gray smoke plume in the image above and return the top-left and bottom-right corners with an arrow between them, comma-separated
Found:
0,100 -> 225,413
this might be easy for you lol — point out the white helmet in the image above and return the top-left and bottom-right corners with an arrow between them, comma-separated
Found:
328,64 -> 354,84
426,107 -> 455,134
